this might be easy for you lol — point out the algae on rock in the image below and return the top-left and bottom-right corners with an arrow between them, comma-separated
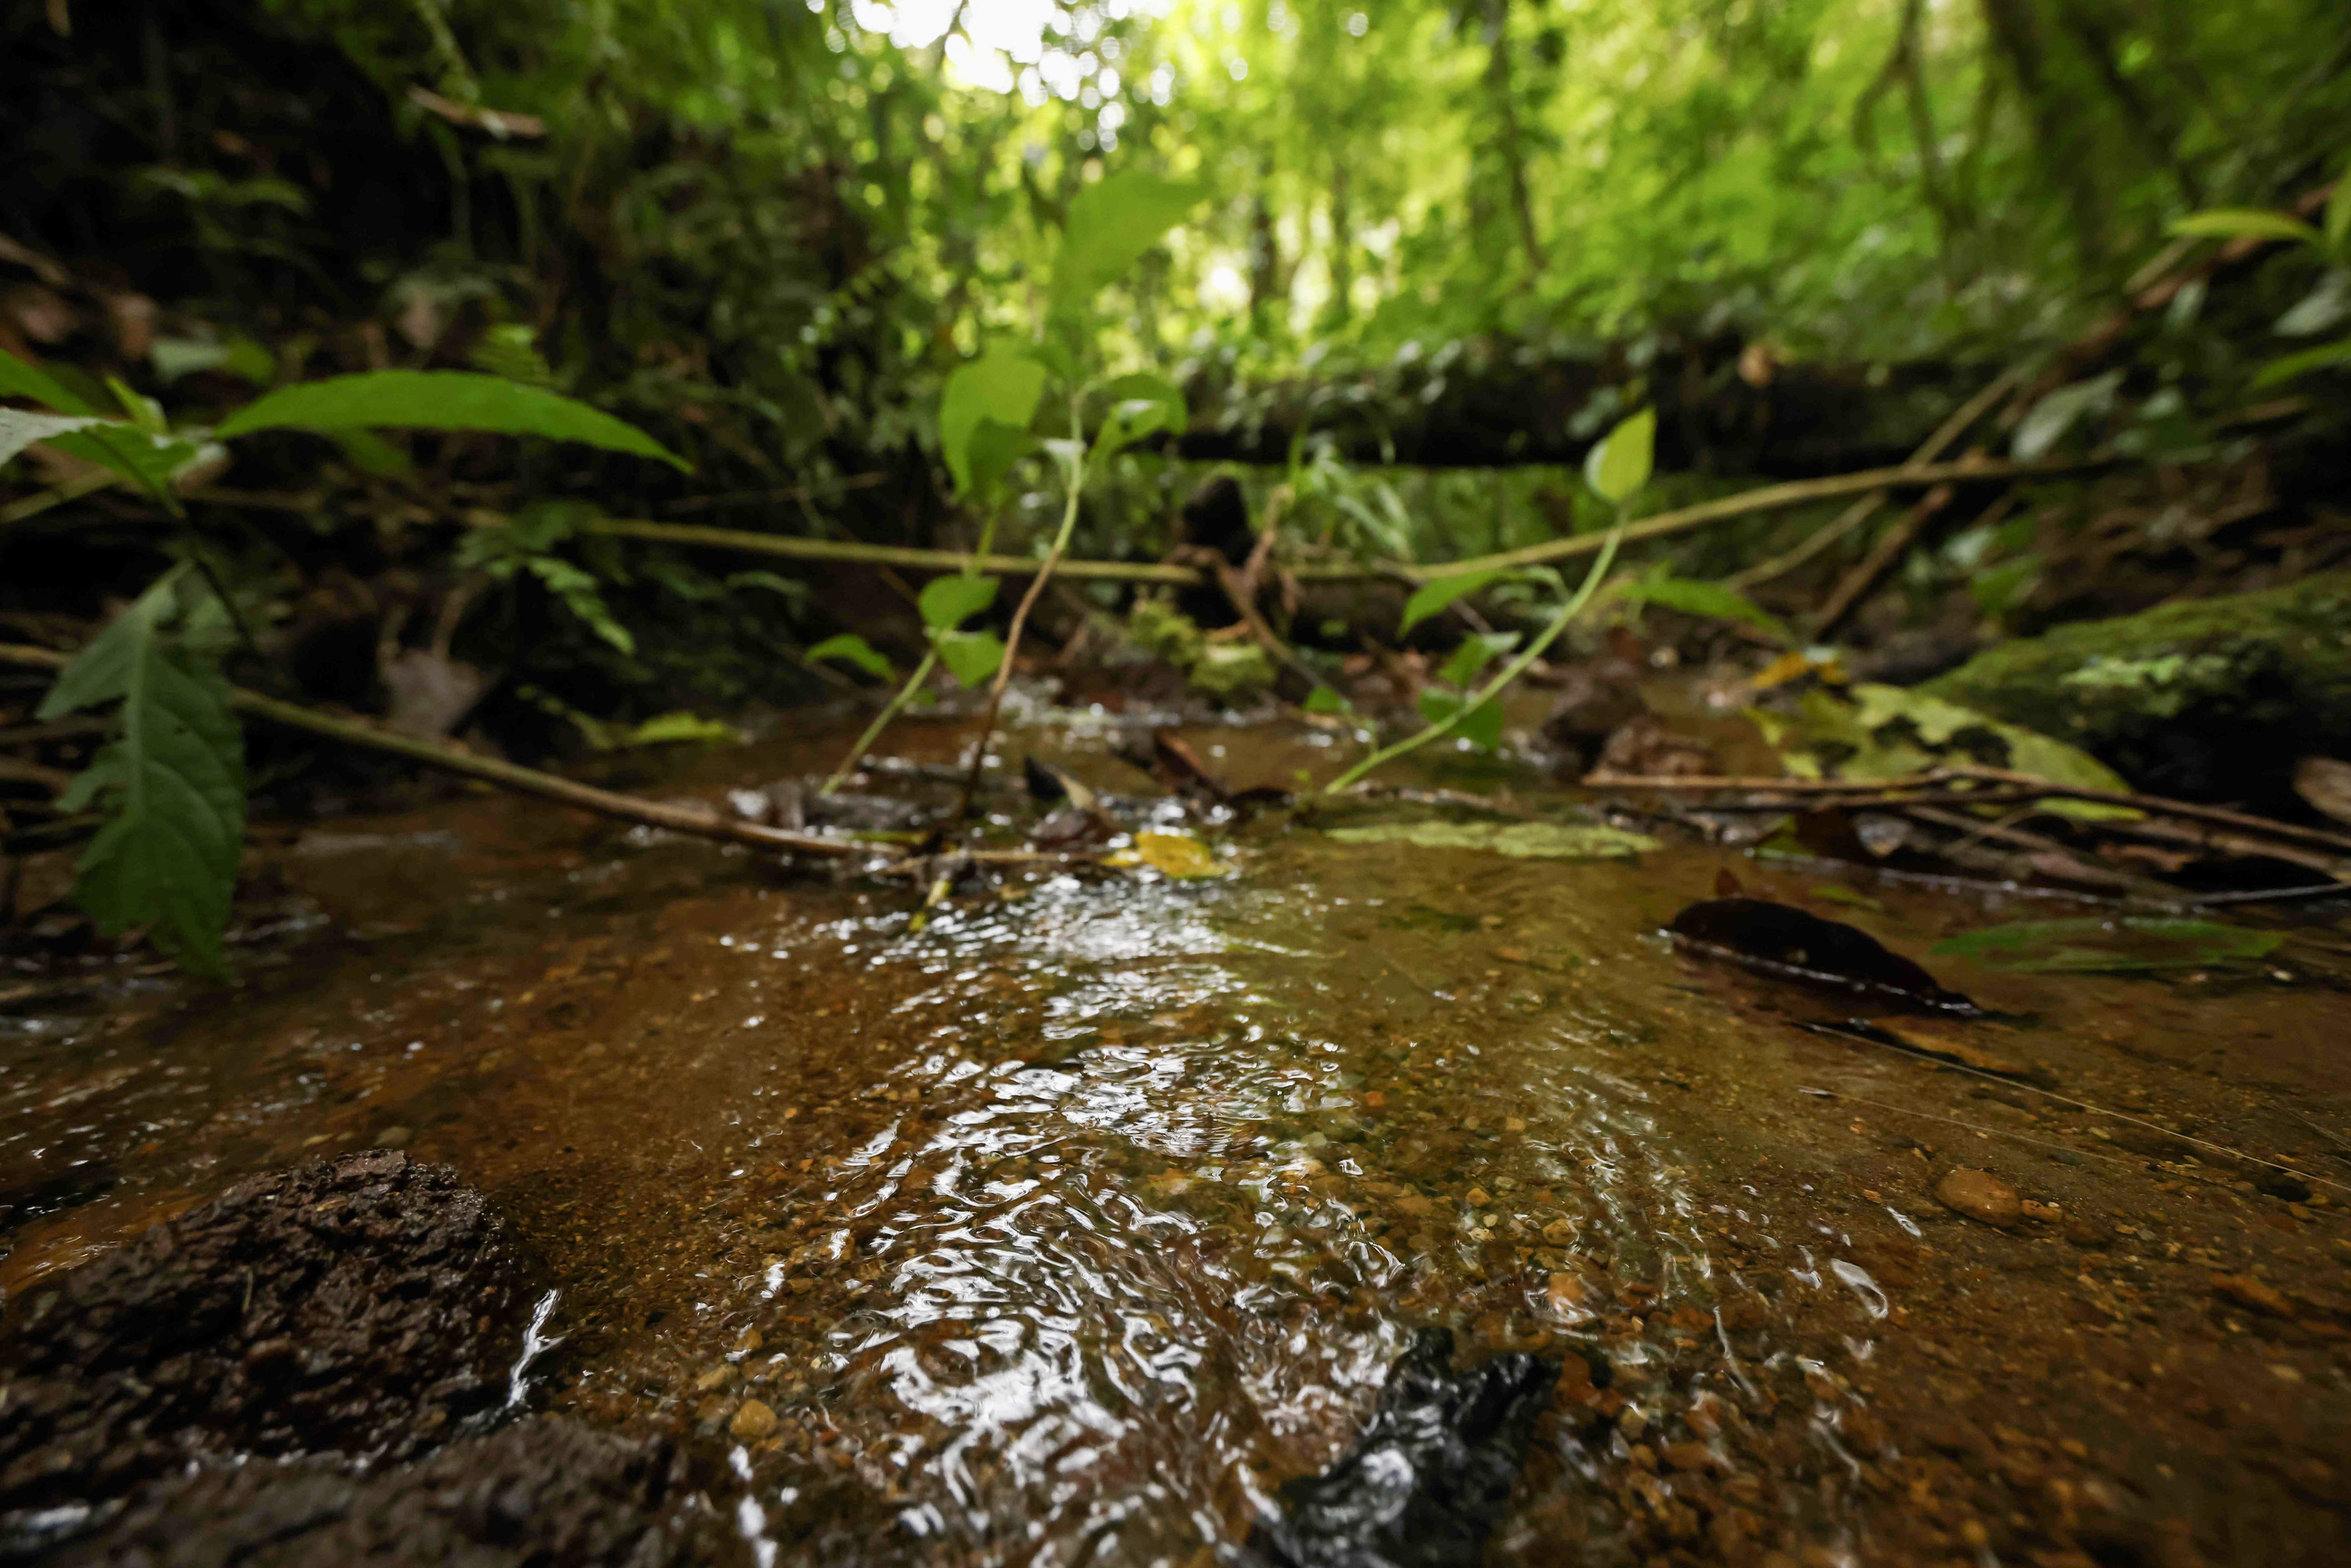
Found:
1921,572 -> 2351,802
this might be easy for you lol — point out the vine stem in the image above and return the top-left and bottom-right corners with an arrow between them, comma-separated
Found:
821,647 -> 939,795
947,437 -> 1088,833
1320,517 -> 1628,795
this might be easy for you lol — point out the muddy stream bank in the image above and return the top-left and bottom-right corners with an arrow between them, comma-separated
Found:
5,712 -> 2349,1567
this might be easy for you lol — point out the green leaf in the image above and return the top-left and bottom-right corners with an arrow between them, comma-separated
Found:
1302,686 -> 1349,715
2168,208 -> 2322,247
1325,820 -> 1660,859
1417,688 -> 1505,749
1931,917 -> 2282,974
1439,632 -> 1518,687
2012,371 -> 2121,461
1585,407 -> 1655,503
940,347 -> 1048,498
806,632 -> 893,679
1048,171 -> 1209,317
48,584 -> 245,974
1625,571 -> 1792,643
1090,371 -> 1187,462
0,410 -> 115,469
0,348 -> 97,414
935,628 -> 1006,687
725,570 -> 809,605
621,712 -> 737,746
524,556 -> 634,654
214,371 -> 689,471
1400,569 -> 1505,636
2251,337 -> 2351,388
38,571 -> 187,719
964,420 -> 1036,503
918,574 -> 998,631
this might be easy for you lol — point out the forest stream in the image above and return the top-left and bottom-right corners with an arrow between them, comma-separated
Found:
5,710 -> 2347,1568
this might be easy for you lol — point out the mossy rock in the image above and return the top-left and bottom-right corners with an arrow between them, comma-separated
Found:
1922,572 -> 2351,804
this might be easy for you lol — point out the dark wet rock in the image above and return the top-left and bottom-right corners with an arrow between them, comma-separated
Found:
1668,896 -> 1979,1014
1538,654 -> 1646,774
50,1417 -> 707,1568
1245,1327 -> 1559,1568
0,1150 -> 536,1519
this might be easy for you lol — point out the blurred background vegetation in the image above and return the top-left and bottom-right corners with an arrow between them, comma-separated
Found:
3,0 -> 2348,745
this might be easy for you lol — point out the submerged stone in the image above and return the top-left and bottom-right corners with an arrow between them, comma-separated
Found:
1245,1327 -> 1559,1568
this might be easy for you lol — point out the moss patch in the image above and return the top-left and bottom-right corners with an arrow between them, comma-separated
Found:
1922,572 -> 2351,801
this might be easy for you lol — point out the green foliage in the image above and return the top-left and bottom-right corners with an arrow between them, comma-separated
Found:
1047,172 -> 1208,320
1583,407 -> 1655,504
0,411 -> 114,468
1932,917 -> 2282,974
39,574 -> 245,976
1749,682 -> 2133,802
455,502 -> 636,655
806,633 -> 893,680
1089,371 -> 1186,462
216,371 -> 688,470
2166,210 -> 2323,246
940,348 -> 1047,498
1622,569 -> 1792,643
935,629 -> 1009,688
918,574 -> 999,632
1400,570 -> 1506,636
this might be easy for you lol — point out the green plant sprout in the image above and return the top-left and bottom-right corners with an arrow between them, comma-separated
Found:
1320,406 -> 1657,795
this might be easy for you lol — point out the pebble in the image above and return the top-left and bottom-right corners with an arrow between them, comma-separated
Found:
374,1126 -> 413,1149
2210,1272 -> 2293,1319
1935,1168 -> 2020,1229
729,1399 -> 779,1441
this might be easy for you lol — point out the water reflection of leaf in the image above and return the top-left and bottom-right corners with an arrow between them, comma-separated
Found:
1931,917 -> 2283,973
1326,820 -> 1660,859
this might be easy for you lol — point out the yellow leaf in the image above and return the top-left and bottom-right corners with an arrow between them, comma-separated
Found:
1128,831 -> 1226,878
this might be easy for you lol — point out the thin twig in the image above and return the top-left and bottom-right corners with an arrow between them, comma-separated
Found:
0,643 -> 897,862
1726,366 -> 2027,593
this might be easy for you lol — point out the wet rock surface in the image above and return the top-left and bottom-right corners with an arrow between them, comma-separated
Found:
52,1417 -> 710,1568
1248,1329 -> 1560,1568
0,1150 -> 535,1519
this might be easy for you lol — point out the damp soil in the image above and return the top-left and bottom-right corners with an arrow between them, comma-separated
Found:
5,709 -> 2350,1567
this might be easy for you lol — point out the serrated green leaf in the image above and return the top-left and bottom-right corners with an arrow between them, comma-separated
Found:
1400,569 -> 1505,636
1048,172 -> 1209,316
935,628 -> 1006,687
940,347 -> 1047,498
2167,208 -> 2321,247
50,592 -> 245,975
38,571 -> 187,719
214,371 -> 688,471
0,348 -> 97,414
806,632 -> 893,679
1626,571 -> 1793,643
1585,407 -> 1655,503
919,574 -> 999,631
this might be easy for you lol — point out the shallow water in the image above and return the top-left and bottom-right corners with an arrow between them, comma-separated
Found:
7,712 -> 2350,1565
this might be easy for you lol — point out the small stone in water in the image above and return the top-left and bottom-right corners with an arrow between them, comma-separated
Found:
1935,1168 -> 2020,1228
729,1400 -> 778,1442
1465,1187 -> 1493,1208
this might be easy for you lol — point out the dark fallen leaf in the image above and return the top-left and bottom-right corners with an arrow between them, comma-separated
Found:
1023,755 -> 1099,810
1151,730 -> 1230,802
1228,784 -> 1295,811
1245,1327 -> 1558,1568
1669,896 -> 1979,1014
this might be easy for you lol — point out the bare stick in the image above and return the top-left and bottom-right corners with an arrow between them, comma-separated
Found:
0,643 -> 896,862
